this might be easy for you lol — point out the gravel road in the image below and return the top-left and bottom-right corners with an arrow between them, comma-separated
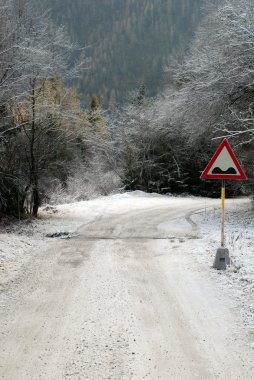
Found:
0,197 -> 253,379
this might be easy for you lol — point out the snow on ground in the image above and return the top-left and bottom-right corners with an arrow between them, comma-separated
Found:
0,208 -> 82,294
190,198 -> 254,335
0,191 -> 178,293
0,191 -> 253,337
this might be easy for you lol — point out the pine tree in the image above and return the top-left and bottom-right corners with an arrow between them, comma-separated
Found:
88,94 -> 107,137
90,94 -> 100,111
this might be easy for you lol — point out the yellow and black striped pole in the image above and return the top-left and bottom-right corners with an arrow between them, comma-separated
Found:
221,179 -> 225,247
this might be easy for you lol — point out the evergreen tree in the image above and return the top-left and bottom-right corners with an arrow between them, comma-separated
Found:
46,0 -> 211,106
88,95 -> 107,137
90,94 -> 100,111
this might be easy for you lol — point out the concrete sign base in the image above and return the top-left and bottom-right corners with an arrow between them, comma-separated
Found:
213,247 -> 230,270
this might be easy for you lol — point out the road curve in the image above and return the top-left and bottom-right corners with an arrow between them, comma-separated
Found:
0,198 -> 253,379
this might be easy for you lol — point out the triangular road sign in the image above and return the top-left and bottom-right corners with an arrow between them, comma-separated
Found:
200,139 -> 247,180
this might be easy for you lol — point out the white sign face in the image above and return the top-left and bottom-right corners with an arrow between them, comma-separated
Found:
208,147 -> 240,176
200,138 -> 247,180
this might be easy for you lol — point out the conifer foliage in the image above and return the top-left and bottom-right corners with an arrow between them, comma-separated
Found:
47,0 -> 207,106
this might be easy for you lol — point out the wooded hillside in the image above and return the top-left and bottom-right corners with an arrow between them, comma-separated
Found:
47,0 -> 213,106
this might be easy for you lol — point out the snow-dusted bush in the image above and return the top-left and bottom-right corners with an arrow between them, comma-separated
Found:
48,163 -> 122,205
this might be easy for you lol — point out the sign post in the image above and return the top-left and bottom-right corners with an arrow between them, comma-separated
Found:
200,139 -> 247,269
221,179 -> 225,247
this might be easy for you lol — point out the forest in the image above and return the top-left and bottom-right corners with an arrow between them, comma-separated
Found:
0,0 -> 253,218
0,0 -> 115,217
113,0 -> 254,198
45,0 -> 212,106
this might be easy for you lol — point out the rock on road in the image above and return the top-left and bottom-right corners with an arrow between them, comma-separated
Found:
0,195 -> 253,379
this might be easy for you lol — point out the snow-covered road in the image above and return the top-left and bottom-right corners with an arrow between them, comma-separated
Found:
0,194 -> 253,379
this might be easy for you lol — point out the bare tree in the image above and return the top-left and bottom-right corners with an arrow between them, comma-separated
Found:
114,0 -> 254,196
0,0 -> 87,217
169,1 -> 254,141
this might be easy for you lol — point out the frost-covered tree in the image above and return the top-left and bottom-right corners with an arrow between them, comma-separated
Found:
114,0 -> 254,196
170,1 -> 254,142
0,0 -> 88,217
112,99 -> 190,194
162,0 -> 254,193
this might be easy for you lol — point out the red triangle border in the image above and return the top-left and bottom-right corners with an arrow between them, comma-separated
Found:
200,139 -> 247,180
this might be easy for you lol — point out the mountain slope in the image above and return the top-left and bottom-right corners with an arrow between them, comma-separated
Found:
47,0 -> 214,106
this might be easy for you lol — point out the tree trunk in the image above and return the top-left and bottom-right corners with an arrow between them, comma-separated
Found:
30,79 -> 40,217
32,185 -> 39,217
